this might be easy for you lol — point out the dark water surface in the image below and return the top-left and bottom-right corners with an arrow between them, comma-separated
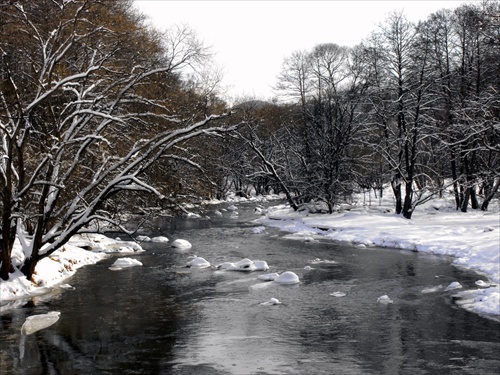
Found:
1,202 -> 499,374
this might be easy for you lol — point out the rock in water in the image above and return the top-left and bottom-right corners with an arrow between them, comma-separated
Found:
274,271 -> 300,285
171,239 -> 192,249
186,257 -> 211,268
260,298 -> 282,306
21,311 -> 61,335
377,295 -> 393,304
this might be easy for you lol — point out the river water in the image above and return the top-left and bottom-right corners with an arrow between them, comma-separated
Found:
1,202 -> 499,374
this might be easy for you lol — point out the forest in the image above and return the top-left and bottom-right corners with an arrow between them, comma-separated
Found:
0,0 -> 498,280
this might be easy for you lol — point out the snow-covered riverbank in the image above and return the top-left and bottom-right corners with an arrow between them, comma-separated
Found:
0,234 -> 144,311
256,195 -> 500,318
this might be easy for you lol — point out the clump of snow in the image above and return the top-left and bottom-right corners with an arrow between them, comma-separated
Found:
228,258 -> 256,272
186,257 -> 211,268
216,259 -> 269,272
171,239 -> 192,249
274,271 -> 300,285
421,285 -> 443,294
151,236 -> 169,243
73,234 -> 144,254
21,311 -> 61,335
136,235 -> 151,242
257,273 -> 280,281
444,281 -> 463,291
227,204 -> 238,211
475,280 -> 493,288
260,297 -> 282,306
309,258 -> 337,264
254,260 -> 269,271
184,212 -> 202,219
109,258 -> 143,270
251,226 -> 266,234
377,295 -> 393,304
330,292 -> 347,297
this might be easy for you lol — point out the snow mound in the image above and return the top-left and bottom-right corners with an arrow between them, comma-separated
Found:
377,295 -> 393,304
444,281 -> 463,291
151,236 -> 169,243
274,271 -> 300,285
260,298 -> 282,306
171,239 -> 192,249
109,258 -> 143,270
216,259 -> 269,272
187,257 -> 211,268
257,273 -> 280,281
330,292 -> 347,297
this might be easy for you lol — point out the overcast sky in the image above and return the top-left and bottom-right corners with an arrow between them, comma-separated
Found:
134,1 -> 475,101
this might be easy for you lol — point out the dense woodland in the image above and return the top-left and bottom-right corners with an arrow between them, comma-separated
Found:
0,0 -> 498,280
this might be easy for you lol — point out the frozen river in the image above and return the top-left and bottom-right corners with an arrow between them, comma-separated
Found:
1,202 -> 499,374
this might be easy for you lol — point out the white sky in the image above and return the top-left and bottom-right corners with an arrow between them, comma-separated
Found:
134,1 -> 476,101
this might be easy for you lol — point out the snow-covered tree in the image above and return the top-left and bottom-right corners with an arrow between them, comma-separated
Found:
0,0 -> 239,280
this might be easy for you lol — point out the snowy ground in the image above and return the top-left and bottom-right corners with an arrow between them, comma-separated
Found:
1,190 -> 498,319
256,191 -> 500,318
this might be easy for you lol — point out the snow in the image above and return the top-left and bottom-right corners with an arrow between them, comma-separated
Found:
377,295 -> 394,304
186,257 -> 211,268
171,239 -> 192,249
256,190 -> 500,317
0,233 -> 144,309
274,271 -> 300,285
151,236 -> 169,243
109,258 -> 143,270
215,258 -> 269,272
21,311 -> 60,335
260,297 -> 281,306
330,292 -> 347,297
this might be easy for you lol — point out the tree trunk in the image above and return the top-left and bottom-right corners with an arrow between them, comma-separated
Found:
391,178 -> 402,214
481,178 -> 500,211
402,182 -> 413,219
461,187 -> 471,212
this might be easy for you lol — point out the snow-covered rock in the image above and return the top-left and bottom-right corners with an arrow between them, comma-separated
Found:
109,258 -> 143,270
251,226 -> 266,234
260,298 -> 282,306
377,295 -> 393,304
254,260 -> 269,271
257,273 -> 279,281
151,236 -> 169,243
228,258 -> 256,272
171,239 -> 192,249
444,281 -> 463,291
330,292 -> 347,297
186,257 -> 211,268
274,271 -> 300,285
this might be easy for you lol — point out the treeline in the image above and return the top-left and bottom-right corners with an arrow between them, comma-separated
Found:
225,2 -> 499,218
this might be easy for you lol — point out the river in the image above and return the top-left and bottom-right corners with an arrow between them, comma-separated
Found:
1,201 -> 499,374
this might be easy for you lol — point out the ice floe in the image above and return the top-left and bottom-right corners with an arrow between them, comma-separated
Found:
21,311 -> 61,335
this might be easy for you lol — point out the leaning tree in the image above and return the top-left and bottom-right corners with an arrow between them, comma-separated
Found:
0,0 -> 239,280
